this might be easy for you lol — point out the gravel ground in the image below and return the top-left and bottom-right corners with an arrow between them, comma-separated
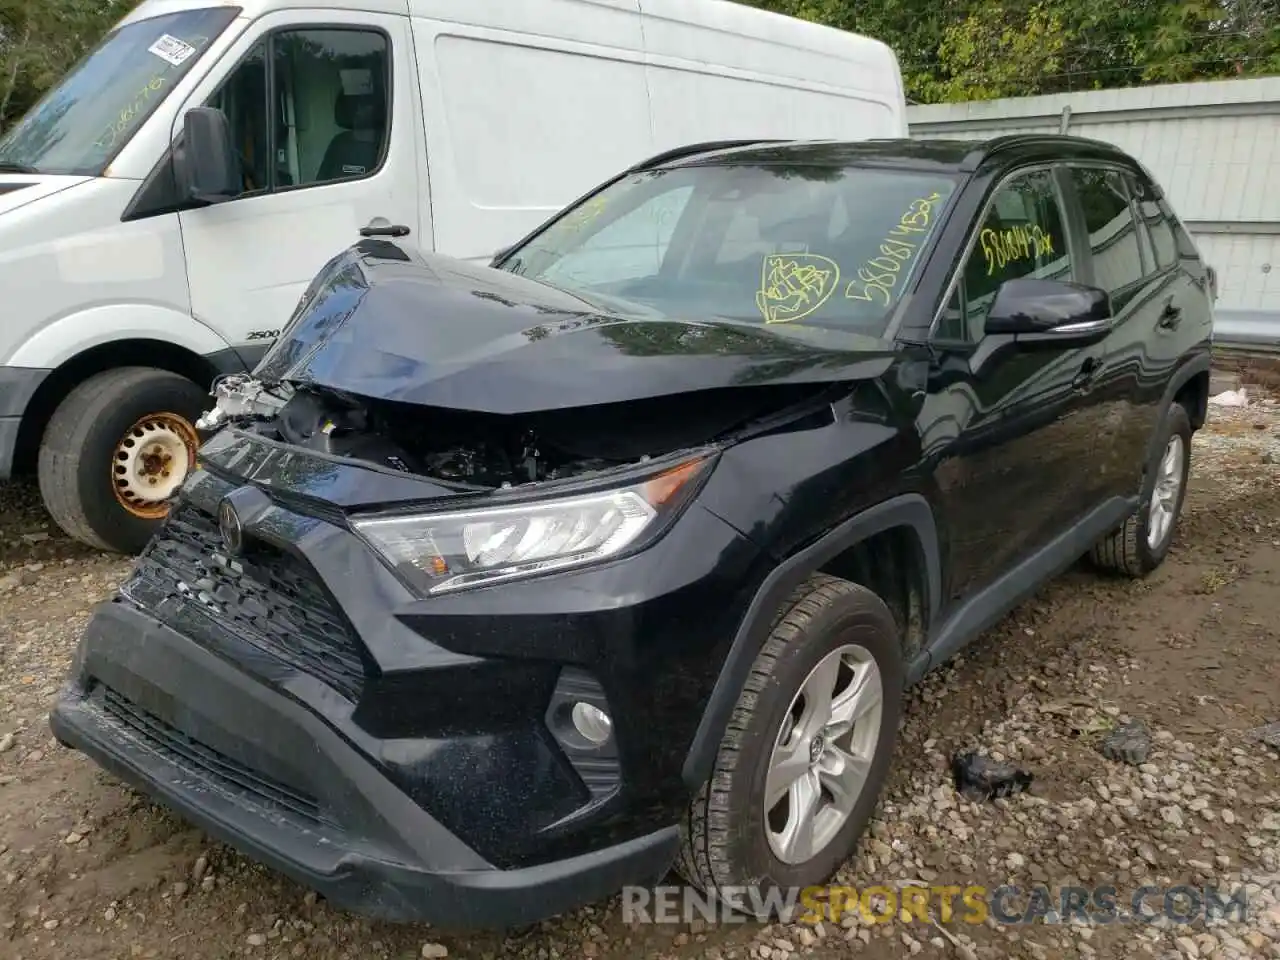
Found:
1,396 -> 1278,960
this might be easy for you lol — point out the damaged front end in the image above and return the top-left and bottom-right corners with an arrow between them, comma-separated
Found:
196,365 -> 827,491
198,239 -> 893,493
178,238 -> 897,602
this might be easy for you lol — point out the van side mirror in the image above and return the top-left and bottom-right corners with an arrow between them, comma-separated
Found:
179,107 -> 241,204
984,277 -> 1112,347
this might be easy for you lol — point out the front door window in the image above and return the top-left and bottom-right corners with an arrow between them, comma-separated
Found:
937,169 -> 1073,342
207,28 -> 391,197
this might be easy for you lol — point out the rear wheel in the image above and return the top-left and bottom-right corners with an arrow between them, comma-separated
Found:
37,367 -> 208,554
1090,402 -> 1193,577
676,574 -> 904,917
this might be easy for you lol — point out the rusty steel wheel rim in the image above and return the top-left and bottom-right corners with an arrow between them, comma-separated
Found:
111,412 -> 198,519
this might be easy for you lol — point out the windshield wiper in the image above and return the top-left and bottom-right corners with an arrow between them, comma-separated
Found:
0,161 -> 38,174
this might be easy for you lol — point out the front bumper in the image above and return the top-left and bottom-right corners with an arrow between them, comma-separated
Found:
51,600 -> 679,927
51,427 -> 769,923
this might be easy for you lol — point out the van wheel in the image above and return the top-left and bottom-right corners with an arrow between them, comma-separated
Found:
38,367 -> 208,555
1090,402 -> 1192,578
675,574 -> 903,917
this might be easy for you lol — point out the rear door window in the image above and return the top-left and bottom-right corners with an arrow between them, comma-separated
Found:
1069,168 -> 1144,298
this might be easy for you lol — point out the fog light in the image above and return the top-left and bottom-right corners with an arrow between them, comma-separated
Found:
571,702 -> 613,745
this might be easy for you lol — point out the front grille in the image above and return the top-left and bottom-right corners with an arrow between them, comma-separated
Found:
100,686 -> 326,825
127,502 -> 367,701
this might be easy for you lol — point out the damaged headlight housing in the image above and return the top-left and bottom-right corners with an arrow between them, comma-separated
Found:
352,454 -> 715,595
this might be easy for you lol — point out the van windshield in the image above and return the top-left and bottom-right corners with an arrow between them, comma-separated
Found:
0,7 -> 240,177
501,161 -> 958,335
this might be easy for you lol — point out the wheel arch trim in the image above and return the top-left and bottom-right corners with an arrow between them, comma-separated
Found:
4,303 -> 233,370
1147,351 -> 1212,469
681,494 -> 941,791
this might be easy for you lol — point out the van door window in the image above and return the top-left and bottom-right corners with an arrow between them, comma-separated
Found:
209,41 -> 269,194
207,28 -> 391,197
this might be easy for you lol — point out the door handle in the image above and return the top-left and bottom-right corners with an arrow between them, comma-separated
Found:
360,221 -> 410,238
1158,301 -> 1182,330
1072,356 -> 1101,391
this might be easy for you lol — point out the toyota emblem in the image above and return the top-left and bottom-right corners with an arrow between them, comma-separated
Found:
217,498 -> 244,556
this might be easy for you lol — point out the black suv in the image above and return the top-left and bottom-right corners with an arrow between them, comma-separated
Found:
52,136 -> 1214,928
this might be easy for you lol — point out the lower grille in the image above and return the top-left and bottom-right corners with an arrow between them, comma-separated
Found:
127,502 -> 366,700
101,686 -> 326,826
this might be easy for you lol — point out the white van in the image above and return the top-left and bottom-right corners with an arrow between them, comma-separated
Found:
0,0 -> 906,553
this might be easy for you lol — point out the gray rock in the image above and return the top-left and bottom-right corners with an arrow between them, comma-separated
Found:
1101,720 -> 1152,765
1245,722 -> 1280,750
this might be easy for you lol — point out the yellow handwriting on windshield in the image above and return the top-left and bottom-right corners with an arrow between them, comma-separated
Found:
562,196 -> 609,232
845,193 -> 944,306
756,253 -> 840,324
94,73 -> 169,152
92,33 -> 211,153
980,224 -> 1055,275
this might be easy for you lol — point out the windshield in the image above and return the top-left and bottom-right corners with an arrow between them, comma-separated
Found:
0,7 -> 240,177
502,162 -> 958,335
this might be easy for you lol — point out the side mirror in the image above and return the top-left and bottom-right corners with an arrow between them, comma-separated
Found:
179,107 -> 241,204
984,277 -> 1112,346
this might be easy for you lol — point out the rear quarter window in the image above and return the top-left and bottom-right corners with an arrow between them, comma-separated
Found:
1163,199 -> 1203,261
1126,176 -> 1178,272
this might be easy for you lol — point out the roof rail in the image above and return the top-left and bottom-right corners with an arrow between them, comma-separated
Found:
959,132 -> 1119,171
628,139 -> 784,172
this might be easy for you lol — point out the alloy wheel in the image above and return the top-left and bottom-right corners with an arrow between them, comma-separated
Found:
764,643 -> 884,865
1146,434 -> 1185,550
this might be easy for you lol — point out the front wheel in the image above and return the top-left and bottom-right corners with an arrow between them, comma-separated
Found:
675,574 -> 904,917
37,367 -> 208,554
1090,402 -> 1193,578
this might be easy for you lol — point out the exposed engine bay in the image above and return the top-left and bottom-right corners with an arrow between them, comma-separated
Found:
198,373 -> 830,489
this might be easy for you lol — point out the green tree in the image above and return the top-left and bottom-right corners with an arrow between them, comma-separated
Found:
0,0 -> 140,131
744,0 -> 1280,102
921,1 -> 1069,101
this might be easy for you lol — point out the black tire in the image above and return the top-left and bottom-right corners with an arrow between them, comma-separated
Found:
37,367 -> 208,555
1090,402 -> 1193,578
675,574 -> 904,917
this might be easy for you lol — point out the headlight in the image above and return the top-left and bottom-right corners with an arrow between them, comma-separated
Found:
352,454 -> 713,595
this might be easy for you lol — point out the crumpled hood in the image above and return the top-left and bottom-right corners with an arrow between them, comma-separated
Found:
255,239 -> 896,414
0,174 -> 92,215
